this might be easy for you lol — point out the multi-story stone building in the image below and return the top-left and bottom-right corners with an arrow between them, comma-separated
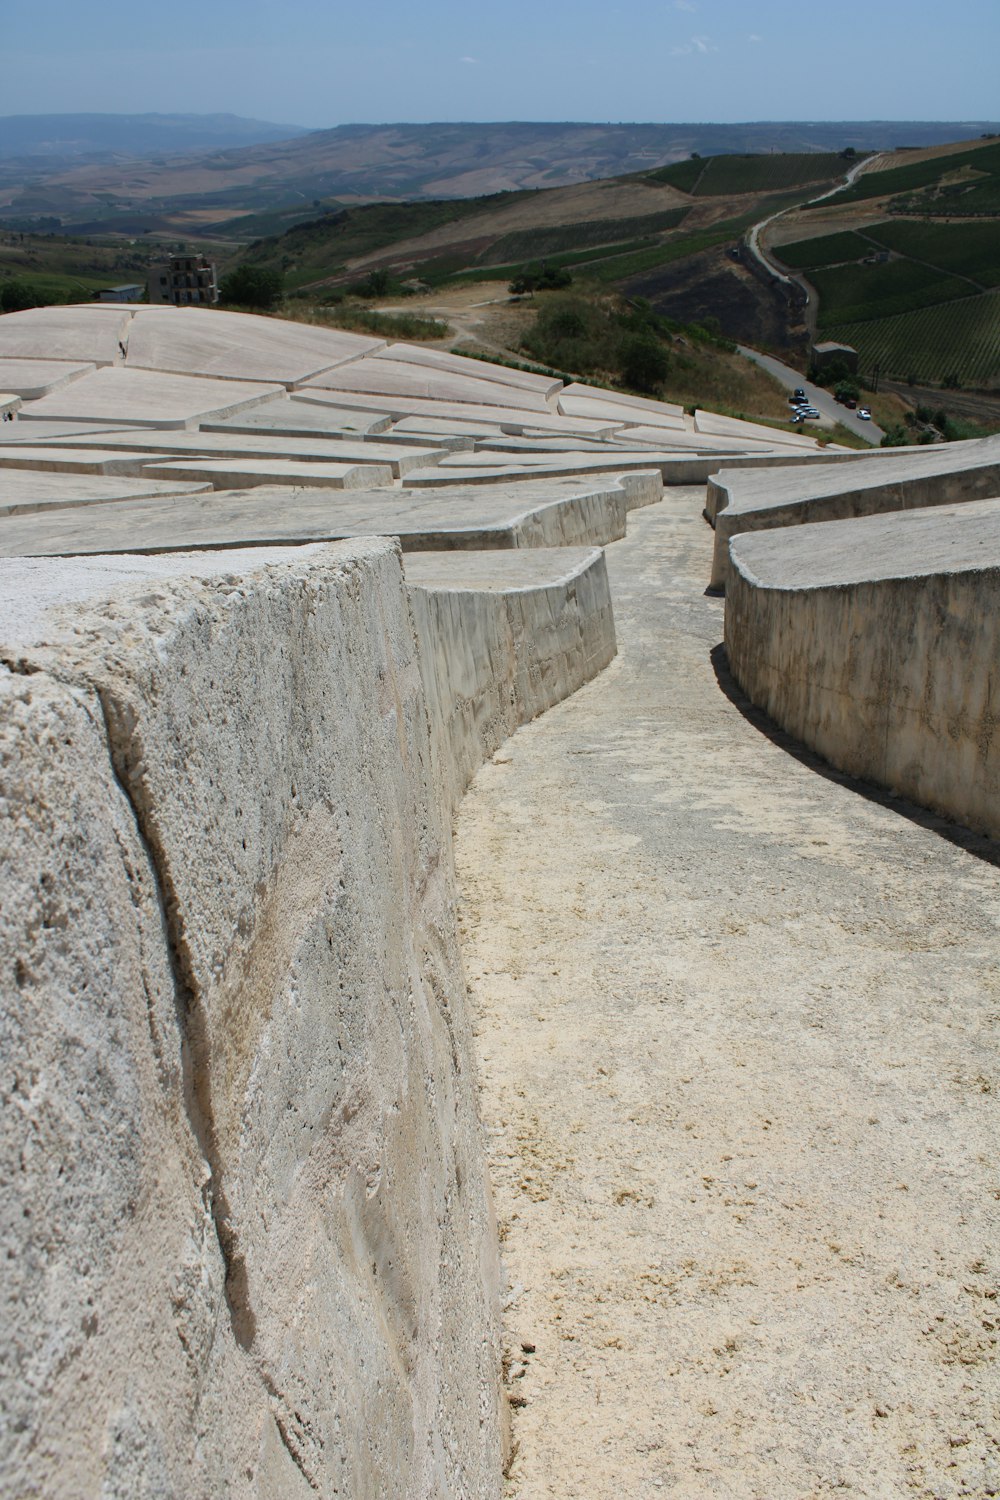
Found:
148,255 -> 219,306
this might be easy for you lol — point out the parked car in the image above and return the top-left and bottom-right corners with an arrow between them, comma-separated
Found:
858,407 -> 872,420
793,388 -> 806,399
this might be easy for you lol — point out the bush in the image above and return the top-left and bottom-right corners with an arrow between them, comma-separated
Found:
619,333 -> 670,393
218,266 -> 284,309
0,281 -> 44,312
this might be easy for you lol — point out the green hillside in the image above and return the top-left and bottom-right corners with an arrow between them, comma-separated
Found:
647,152 -> 848,196
809,140 -> 1000,213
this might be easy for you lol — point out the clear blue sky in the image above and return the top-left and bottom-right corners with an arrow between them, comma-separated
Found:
4,0 -> 998,130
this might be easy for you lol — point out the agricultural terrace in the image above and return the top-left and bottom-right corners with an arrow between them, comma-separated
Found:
647,152 -> 847,196
828,291 -> 1000,387
810,259 -> 972,329
810,139 -> 1000,212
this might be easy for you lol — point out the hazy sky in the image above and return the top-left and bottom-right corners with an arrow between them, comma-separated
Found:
3,0 -> 998,130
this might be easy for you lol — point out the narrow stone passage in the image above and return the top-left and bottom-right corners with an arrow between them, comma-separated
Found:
455,491 -> 1000,1500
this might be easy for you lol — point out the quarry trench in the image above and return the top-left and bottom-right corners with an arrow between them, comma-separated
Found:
455,488 -> 1000,1500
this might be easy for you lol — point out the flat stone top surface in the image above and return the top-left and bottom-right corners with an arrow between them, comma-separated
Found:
558,394 -> 686,430
142,459 -> 395,489
730,497 -> 1000,589
206,404 -> 392,436
0,359 -> 96,398
0,420 -> 149,443
0,471 -> 211,514
293,387 -> 617,435
694,409 -> 821,449
0,446 -> 172,471
298,358 -> 553,412
405,455 -> 677,484
21,366 -> 284,425
124,306 -> 382,384
0,538 -> 377,648
404,546 -> 602,591
0,304 -> 131,364
374,343 -> 562,397
718,436 -> 1000,516
32,429 -> 438,468
0,474 -> 631,557
560,382 -> 685,419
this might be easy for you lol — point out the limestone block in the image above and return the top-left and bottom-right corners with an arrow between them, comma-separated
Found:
710,438 -> 1000,590
0,360 -> 96,400
0,305 -> 132,366
19,368 -> 285,430
298,357 -> 553,411
0,470 -> 211,517
375,342 -> 562,398
407,547 -> 616,811
124,307 -> 382,386
139,458 -> 396,490
0,474 -> 644,558
42,428 -> 448,477
291,387 -> 618,437
1,542 -> 505,1496
724,500 -> 1000,838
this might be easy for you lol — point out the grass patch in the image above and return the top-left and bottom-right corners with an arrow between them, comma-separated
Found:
281,304 -> 449,340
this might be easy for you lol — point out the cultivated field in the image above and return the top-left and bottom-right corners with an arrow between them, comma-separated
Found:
829,291 -> 1000,387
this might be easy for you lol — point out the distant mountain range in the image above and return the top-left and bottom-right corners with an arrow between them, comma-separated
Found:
0,119 -> 998,233
0,113 -> 310,160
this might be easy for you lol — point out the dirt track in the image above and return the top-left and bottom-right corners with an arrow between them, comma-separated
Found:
455,491 -> 1000,1499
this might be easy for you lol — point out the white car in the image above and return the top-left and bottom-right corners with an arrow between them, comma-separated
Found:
858,407 -> 872,420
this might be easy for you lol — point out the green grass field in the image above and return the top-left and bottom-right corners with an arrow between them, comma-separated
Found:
828,291 -> 1000,387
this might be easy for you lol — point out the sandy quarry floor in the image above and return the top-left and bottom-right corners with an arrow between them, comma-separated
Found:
455,490 -> 1000,1499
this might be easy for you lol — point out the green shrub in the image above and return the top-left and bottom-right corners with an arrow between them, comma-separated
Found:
218,266 -> 283,309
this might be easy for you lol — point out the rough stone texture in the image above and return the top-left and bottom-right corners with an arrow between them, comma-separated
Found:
41,428 -> 447,476
709,436 -> 1000,589
407,547 -> 616,812
0,473 -> 648,558
1,541 -> 509,1498
724,500 -> 1000,837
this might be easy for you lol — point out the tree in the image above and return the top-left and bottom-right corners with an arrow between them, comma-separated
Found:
619,333 -> 670,394
218,266 -> 283,309
0,281 -> 43,312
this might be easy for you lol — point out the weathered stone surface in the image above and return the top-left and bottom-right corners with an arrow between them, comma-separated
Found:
124,306 -> 382,385
1,542 -> 509,1497
0,473 -> 644,557
0,305 -> 132,366
298,357 -> 553,411
408,547 -> 616,811
724,499 -> 1000,837
710,436 -> 1000,589
19,367 -> 285,429
41,428 -> 447,476
0,469 -> 211,517
139,458 -> 396,490
373,343 -> 562,398
0,359 -> 96,399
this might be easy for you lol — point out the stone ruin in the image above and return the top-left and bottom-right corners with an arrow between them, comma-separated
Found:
1,303 -> 997,1495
